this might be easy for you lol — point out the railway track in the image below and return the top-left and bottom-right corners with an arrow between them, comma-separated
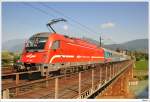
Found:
2,66 -> 16,74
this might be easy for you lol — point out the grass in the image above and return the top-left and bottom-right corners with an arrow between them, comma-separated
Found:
134,60 -> 148,70
131,60 -> 149,98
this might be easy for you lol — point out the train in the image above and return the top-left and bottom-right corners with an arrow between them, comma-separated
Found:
103,48 -> 130,62
15,18 -> 130,76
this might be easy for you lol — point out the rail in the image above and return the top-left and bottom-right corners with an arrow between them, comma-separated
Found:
2,70 -> 41,77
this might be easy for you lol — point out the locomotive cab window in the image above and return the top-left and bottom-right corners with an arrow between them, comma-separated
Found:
51,40 -> 60,50
26,37 -> 48,50
25,33 -> 50,51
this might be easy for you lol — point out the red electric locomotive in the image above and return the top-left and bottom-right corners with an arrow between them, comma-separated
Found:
16,18 -> 112,75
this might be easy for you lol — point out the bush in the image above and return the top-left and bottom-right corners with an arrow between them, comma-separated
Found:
145,54 -> 148,60
2,51 -> 21,66
136,57 -> 140,61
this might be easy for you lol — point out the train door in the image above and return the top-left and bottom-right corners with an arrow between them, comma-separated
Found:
50,40 -> 62,63
41,40 -> 62,76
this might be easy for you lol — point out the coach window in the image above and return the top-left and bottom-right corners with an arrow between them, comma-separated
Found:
51,40 -> 60,50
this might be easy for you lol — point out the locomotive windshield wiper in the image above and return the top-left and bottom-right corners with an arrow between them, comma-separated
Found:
47,18 -> 67,33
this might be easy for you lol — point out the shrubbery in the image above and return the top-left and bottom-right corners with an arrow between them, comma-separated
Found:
2,50 -> 21,66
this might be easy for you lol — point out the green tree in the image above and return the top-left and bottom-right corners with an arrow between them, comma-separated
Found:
2,51 -> 13,66
1,51 -> 21,66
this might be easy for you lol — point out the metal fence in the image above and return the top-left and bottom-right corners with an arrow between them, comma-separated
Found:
2,60 -> 132,99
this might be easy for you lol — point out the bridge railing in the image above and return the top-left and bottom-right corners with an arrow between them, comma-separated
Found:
2,60 -> 133,99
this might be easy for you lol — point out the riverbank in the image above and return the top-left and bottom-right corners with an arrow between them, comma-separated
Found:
129,80 -> 148,98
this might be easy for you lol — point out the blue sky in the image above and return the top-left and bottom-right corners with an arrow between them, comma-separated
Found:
2,2 -> 148,44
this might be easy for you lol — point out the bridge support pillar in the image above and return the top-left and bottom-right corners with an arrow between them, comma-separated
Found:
79,72 -> 81,98
92,69 -> 94,92
99,67 -> 101,85
114,64 -> 117,75
129,62 -> 134,79
109,64 -> 112,80
112,64 -> 115,77
15,73 -> 19,95
46,68 -> 49,88
55,77 -> 59,99
105,65 -> 107,82
2,89 -> 9,99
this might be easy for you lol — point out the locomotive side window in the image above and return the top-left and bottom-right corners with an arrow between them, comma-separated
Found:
51,40 -> 60,50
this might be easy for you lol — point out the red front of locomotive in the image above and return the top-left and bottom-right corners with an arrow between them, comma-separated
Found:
20,32 -> 52,64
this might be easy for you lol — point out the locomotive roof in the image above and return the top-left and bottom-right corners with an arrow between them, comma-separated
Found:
32,32 -> 50,37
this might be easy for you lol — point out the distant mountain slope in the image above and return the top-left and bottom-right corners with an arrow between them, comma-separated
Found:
2,38 -> 148,53
2,39 -> 25,52
104,39 -> 148,53
82,37 -> 148,53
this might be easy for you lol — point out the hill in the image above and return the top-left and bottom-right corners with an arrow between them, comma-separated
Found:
82,37 -> 148,53
104,39 -> 148,53
2,39 -> 25,52
2,38 -> 148,53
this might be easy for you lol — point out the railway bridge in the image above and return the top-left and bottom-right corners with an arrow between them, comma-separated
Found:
2,60 -> 134,99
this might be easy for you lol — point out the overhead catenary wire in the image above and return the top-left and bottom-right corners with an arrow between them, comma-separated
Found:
40,3 -> 117,44
39,3 -> 96,37
22,2 -> 99,37
22,2 -> 117,45
22,2 -> 91,38
40,3 -> 100,36
22,2 -> 56,18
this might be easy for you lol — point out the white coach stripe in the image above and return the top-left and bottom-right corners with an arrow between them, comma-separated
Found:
49,55 -> 105,63
91,56 -> 104,59
49,55 -> 61,63
49,55 -> 74,63
77,56 -> 90,58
